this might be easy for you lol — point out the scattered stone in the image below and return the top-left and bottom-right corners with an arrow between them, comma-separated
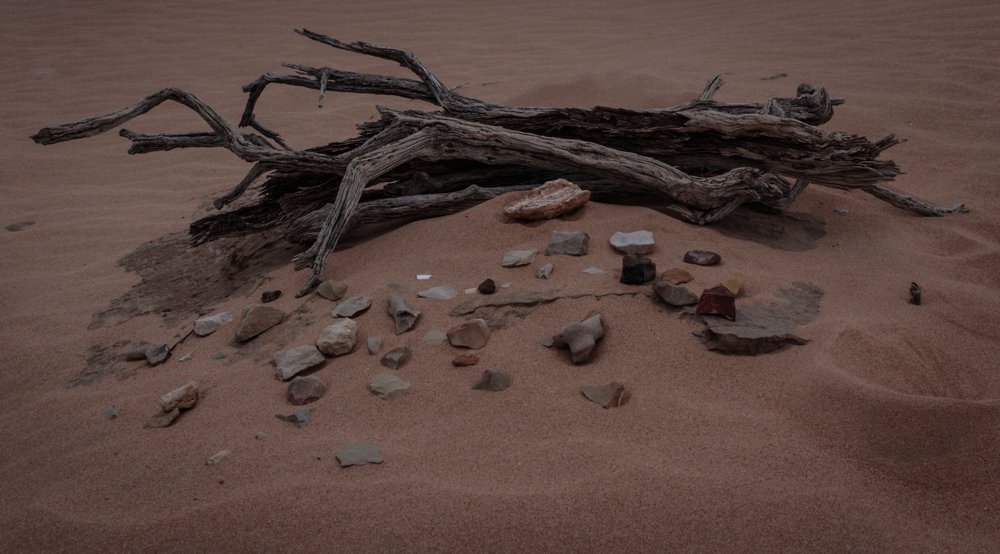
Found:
336,443 -> 384,467
235,304 -> 285,342
145,407 -> 180,428
581,382 -> 629,408
317,279 -> 348,301
452,353 -> 479,366
609,230 -> 655,255
275,408 -> 314,428
683,250 -> 721,266
316,318 -> 358,356
536,264 -> 553,279
696,285 -> 737,321
104,405 -> 119,420
380,346 -> 411,370
553,314 -> 605,364
287,375 -> 327,405
369,372 -> 411,398
477,279 -> 497,295
660,268 -> 693,285
274,345 -> 325,380
699,282 -> 821,355
502,178 -> 591,220
450,289 -> 637,316
332,295 -> 372,318
545,230 -> 589,256
500,282 -> 512,289
833,208 -> 849,217
447,319 -> 491,349
417,285 -> 457,300
124,341 -> 154,361
537,336 -> 555,348
472,368 -> 512,391
415,274 -> 432,280
255,432 -> 267,440
387,293 -> 421,335
367,336 -> 384,355
145,344 -> 170,366
582,267 -> 605,275
722,277 -> 745,297
909,282 -> 922,306
620,254 -> 656,285
178,352 -> 193,362
5,220 -> 35,232
206,450 -> 231,465
423,330 -> 447,345
260,290 -> 282,303
652,280 -> 699,306
160,381 -> 199,412
210,352 -> 226,360
501,249 -> 536,267
194,311 -> 235,337
464,287 -> 478,295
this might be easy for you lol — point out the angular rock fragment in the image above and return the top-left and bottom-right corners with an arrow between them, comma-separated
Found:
316,318 -> 358,356
336,443 -> 384,467
501,250 -> 536,267
160,381 -> 199,412
620,254 -> 656,285
235,304 -> 285,342
274,345 -> 325,380
683,250 -> 721,266
367,336 -> 384,355
582,267 -> 605,275
452,353 -> 479,366
206,450 -> 231,465
652,280 -> 699,307
696,286 -> 736,321
369,372 -> 411,398
275,408 -> 314,428
145,344 -> 171,366
909,282 -> 922,306
553,314 -> 605,364
502,178 -> 590,220
417,285 -> 457,300
477,279 -> 497,295
545,230 -> 589,256
536,264 -> 553,279
698,282 -> 821,355
260,290 -> 282,303
659,268 -> 693,285
380,346 -> 411,370
145,407 -> 180,428
609,230 -> 654,255
317,279 -> 348,301
581,382 -> 629,408
423,330 -> 447,345
287,375 -> 326,405
177,352 -> 193,362
387,293 -> 421,335
194,311 -> 234,337
447,319 -> 491,349
331,295 -> 371,318
472,368 -> 511,391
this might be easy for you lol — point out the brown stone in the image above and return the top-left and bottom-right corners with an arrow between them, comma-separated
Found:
287,376 -> 326,405
235,304 -> 285,342
502,179 -> 591,220
472,368 -> 511,391
660,268 -> 693,285
452,353 -> 480,367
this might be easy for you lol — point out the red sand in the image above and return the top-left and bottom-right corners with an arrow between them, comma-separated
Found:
2,1 -> 999,551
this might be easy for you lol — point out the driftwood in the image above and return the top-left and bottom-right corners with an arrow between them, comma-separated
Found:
31,29 -> 966,295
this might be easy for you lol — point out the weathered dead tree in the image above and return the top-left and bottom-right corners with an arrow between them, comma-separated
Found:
32,28 -> 966,296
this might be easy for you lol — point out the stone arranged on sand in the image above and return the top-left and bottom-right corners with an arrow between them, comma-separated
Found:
452,353 -> 479,366
423,330 -> 447,345
501,250 -> 536,267
696,285 -> 737,321
336,443 -> 384,467
276,408 -> 314,428
722,277 -> 744,297
472,368 -> 511,391
545,230 -> 589,256
553,314 -> 605,364
581,382 -> 629,408
287,375 -> 326,405
235,304 -> 285,342
652,279 -> 699,307
369,372 -> 411,398
260,290 -> 282,303
620,254 -> 656,285
206,450 -> 231,465
502,178 -> 591,220
317,279 -> 348,301
609,230 -> 655,255
447,318 -> 491,349
698,282 -> 821,355
124,341 -> 154,361
316,318 -> 358,356
380,346 -> 411,370
417,284 -> 457,300
477,278 -> 497,295
194,311 -> 234,337
387,293 -> 420,335
660,268 -> 694,285
536,264 -> 553,279
367,336 -> 384,355
160,381 -> 199,412
274,345 -> 325,380
332,295 -> 371,318
104,405 -> 119,421
683,250 -> 721,266
582,267 -> 605,275
145,344 -> 170,366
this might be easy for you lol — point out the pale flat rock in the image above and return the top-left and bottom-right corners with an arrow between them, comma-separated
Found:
472,368 -> 511,391
287,375 -> 326,405
423,329 -> 447,345
501,250 -> 536,267
274,345 -> 325,381
316,318 -> 358,356
369,372 -> 411,398
336,443 -> 384,467
699,282 -> 822,355
447,319 -> 491,349
609,230 -> 655,255
417,284 -> 457,300
387,293 -> 420,335
194,310 -> 234,337
660,268 -> 694,285
582,267 -> 605,275
581,382 -> 629,408
331,295 -> 371,318
502,178 -> 590,220
206,450 -> 231,465
367,336 -> 384,355
235,304 -> 285,342
545,230 -> 589,256
317,279 -> 348,301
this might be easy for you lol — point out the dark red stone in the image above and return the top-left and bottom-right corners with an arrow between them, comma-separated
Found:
696,285 -> 736,321
620,254 -> 656,285
683,250 -> 721,266
477,278 -> 497,295
261,290 -> 282,303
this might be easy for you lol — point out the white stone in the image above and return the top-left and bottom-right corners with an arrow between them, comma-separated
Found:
609,230 -> 655,255
194,310 -> 234,337
316,318 -> 358,356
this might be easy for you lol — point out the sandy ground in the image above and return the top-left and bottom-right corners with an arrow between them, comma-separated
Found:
2,0 -> 999,551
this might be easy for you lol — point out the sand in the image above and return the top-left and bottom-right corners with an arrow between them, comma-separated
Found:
2,0 -> 999,551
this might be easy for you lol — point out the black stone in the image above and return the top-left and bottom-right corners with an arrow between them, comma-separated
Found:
477,278 -> 497,295
261,289 -> 282,303
620,254 -> 656,285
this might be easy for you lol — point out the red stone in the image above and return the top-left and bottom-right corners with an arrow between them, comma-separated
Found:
696,285 -> 736,321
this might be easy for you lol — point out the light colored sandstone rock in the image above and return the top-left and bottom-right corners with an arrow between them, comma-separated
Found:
502,179 -> 590,220
447,319 -> 491,349
235,304 -> 285,342
316,318 -> 358,356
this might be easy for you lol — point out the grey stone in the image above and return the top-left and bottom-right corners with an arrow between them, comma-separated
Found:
652,280 -> 699,306
581,382 -> 629,408
316,318 -> 358,356
336,443 -> 384,467
582,267 -> 605,275
536,264 -> 553,279
124,341 -> 154,361
501,249 -> 536,267
206,450 -> 231,465
387,293 -> 420,335
331,295 -> 371,318
609,230 -> 655,255
553,314 -> 605,364
275,408 -> 314,428
274,345 -> 325,381
447,319 -> 491,349
144,407 -> 180,428
833,208 -> 849,217
177,352 -> 193,362
210,352 -> 226,360
367,336 -> 384,355
423,330 -> 447,345
545,230 -> 589,256
369,372 -> 411,398
472,368 -> 511,391
417,284 -> 457,300
145,344 -> 171,366
317,279 -> 348,301
287,375 -> 326,405
194,310 -> 234,337
380,346 -> 411,370
235,304 -> 285,342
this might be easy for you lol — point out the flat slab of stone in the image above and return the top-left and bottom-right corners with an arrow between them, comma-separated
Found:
502,178 -> 590,221
194,311 -> 234,337
316,319 -> 358,356
699,282 -> 821,355
235,304 -> 285,342
336,443 -> 384,467
369,372 -> 411,398
545,230 -> 589,256
331,295 -> 372,318
501,250 -> 536,267
609,230 -> 654,255
274,345 -> 325,381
